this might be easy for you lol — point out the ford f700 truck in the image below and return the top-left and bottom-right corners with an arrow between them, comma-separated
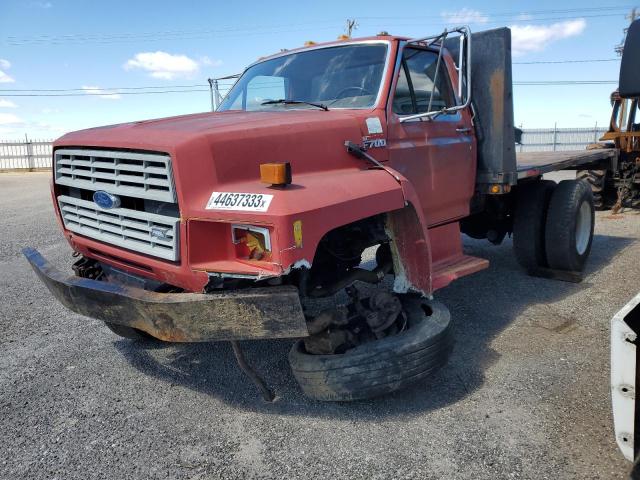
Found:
24,27 -> 618,401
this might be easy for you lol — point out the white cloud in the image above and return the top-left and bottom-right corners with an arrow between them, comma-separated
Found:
0,59 -> 15,83
123,51 -> 221,79
81,86 -> 122,100
32,1 -> 53,7
200,56 -> 223,67
441,8 -> 489,25
124,51 -> 200,79
510,19 -> 586,56
0,113 -> 23,125
0,99 -> 17,108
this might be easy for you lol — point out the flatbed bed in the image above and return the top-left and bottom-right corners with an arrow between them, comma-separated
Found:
516,149 -> 618,180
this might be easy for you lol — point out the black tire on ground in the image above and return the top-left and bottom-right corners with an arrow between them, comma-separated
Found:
545,179 -> 595,272
577,169 -> 606,210
288,297 -> 452,401
104,322 -> 155,341
631,454 -> 640,480
513,180 -> 557,272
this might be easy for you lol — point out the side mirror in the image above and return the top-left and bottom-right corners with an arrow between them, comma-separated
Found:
619,19 -> 640,98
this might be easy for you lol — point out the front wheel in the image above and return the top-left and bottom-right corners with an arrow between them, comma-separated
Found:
544,179 -> 595,272
288,297 -> 453,401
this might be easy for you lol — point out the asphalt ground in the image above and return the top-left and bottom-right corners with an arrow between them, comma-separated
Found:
0,172 -> 638,479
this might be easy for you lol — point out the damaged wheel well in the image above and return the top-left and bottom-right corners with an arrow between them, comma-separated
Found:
286,204 -> 432,298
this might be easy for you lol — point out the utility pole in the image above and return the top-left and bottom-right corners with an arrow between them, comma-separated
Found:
345,19 -> 358,38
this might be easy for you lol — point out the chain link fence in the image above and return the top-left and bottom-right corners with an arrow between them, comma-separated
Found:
0,127 -> 611,171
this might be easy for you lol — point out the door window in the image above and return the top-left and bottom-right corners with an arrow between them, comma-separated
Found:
392,48 -> 456,115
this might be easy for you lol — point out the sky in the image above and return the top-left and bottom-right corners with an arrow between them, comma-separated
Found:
0,0 -> 633,140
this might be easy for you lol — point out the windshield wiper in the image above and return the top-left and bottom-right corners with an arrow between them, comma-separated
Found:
261,99 -> 329,111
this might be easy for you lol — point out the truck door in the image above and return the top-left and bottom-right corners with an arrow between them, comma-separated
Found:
386,46 -> 476,226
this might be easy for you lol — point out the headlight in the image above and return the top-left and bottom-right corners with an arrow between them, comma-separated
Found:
231,225 -> 271,261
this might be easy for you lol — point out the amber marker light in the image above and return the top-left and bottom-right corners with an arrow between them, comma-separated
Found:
260,162 -> 292,187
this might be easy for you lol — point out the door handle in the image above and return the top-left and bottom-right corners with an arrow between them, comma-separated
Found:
456,127 -> 472,133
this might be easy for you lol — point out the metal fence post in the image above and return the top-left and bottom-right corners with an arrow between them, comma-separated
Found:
593,122 -> 598,143
552,123 -> 558,152
25,134 -> 35,170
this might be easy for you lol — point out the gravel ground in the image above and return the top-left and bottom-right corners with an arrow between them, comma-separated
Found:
0,172 -> 638,479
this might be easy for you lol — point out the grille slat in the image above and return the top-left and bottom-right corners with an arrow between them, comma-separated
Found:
54,148 -> 176,203
57,195 -> 179,261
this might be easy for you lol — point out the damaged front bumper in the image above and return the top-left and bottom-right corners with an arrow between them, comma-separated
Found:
22,247 -> 309,342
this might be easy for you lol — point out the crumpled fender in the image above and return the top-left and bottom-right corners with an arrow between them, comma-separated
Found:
383,169 -> 433,296
275,165 -> 433,296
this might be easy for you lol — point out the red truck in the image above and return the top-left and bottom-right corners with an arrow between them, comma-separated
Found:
24,27 -> 617,401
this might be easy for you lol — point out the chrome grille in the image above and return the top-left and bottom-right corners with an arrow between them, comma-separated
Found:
57,195 -> 180,261
54,148 -> 176,203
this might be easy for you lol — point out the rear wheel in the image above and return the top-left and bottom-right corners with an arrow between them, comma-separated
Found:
545,180 -> 595,272
105,322 -> 155,341
512,180 -> 556,272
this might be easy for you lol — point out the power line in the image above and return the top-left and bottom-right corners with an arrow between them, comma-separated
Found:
360,5 -> 634,20
375,12 -> 627,28
0,56 -> 621,95
513,58 -> 619,64
2,6 -> 634,46
0,80 -> 617,97
0,89 -> 209,97
0,84 -> 209,92
514,80 -> 617,85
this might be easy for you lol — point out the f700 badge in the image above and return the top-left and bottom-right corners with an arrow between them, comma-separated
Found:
362,138 -> 387,149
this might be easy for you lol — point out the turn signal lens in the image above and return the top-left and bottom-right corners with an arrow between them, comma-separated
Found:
260,162 -> 292,186
232,225 -> 272,261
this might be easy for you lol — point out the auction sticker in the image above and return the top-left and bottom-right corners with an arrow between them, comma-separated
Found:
205,192 -> 274,212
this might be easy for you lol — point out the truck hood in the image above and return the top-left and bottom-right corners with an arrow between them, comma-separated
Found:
54,109 -> 390,218
56,109 -> 376,154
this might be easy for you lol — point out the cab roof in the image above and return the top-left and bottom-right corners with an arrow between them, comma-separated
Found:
254,35 -> 407,65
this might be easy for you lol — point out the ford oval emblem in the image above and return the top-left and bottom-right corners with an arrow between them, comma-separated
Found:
93,191 -> 121,210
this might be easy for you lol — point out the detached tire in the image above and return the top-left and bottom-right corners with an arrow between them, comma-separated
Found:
577,169 -> 606,210
545,179 -> 595,272
289,297 -> 452,401
105,322 -> 155,341
513,180 -> 556,272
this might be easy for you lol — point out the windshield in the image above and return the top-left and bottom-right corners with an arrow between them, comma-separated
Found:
218,43 -> 388,111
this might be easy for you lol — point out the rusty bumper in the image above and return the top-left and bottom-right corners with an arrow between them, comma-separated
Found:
23,247 -> 309,342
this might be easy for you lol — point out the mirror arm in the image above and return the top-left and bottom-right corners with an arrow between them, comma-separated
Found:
400,26 -> 472,124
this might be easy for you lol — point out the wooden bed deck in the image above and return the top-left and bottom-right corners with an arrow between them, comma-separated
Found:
516,149 -> 617,179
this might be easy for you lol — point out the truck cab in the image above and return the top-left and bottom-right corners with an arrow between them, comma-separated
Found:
44,30 -> 485,299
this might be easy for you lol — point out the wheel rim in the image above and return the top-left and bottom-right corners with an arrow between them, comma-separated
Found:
575,201 -> 592,255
